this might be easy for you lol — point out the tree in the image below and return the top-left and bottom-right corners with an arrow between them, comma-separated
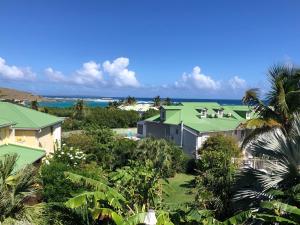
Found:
141,108 -> 159,120
242,65 -> 300,145
234,114 -> 300,212
31,100 -> 39,110
164,97 -> 172,106
136,138 -> 186,177
73,99 -> 85,120
124,96 -> 137,105
108,100 -> 123,109
195,134 -> 241,219
153,96 -> 161,107
0,154 -> 38,224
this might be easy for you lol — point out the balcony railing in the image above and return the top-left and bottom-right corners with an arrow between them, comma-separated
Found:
232,157 -> 279,170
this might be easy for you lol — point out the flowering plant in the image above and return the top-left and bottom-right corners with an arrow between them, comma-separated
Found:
47,143 -> 86,167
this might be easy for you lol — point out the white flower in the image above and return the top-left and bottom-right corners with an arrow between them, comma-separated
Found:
45,159 -> 50,165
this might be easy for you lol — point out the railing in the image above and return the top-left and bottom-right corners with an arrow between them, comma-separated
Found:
232,157 -> 279,170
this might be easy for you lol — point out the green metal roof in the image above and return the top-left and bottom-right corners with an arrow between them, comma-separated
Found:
0,118 -> 14,128
0,102 -> 63,129
146,102 -> 255,133
0,144 -> 45,170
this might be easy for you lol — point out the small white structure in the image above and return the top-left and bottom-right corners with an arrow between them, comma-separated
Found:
144,209 -> 157,225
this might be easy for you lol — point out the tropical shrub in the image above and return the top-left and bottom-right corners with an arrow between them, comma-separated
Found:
141,108 -> 159,120
234,114 -> 300,211
0,154 -> 38,224
40,161 -> 74,202
136,138 -> 187,177
195,134 -> 241,219
51,143 -> 87,167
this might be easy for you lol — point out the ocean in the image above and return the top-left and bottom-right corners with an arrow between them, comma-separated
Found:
39,96 -> 243,108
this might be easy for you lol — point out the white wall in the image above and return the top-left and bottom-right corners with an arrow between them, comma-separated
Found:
53,123 -> 61,148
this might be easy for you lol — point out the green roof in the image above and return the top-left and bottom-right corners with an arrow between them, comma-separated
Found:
0,118 -> 14,128
0,144 -> 45,170
0,102 -> 63,129
146,102 -> 255,133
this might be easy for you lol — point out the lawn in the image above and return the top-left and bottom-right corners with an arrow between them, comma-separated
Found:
163,173 -> 196,208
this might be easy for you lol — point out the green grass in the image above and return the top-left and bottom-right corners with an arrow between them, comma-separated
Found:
163,173 -> 196,208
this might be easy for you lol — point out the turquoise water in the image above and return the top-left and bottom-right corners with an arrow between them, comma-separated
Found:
39,97 -> 244,108
39,100 -> 108,108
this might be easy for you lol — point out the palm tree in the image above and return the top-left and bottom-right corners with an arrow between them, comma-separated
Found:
73,99 -> 85,119
164,97 -> 172,106
31,100 -> 39,111
0,154 -> 38,224
153,96 -> 161,107
234,113 -> 300,211
241,65 -> 300,145
124,96 -> 137,105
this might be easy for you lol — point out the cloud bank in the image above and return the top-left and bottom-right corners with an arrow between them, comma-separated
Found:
45,57 -> 138,88
0,57 -> 35,81
0,56 -> 250,97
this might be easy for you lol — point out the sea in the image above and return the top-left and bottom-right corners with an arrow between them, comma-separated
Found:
39,96 -> 243,108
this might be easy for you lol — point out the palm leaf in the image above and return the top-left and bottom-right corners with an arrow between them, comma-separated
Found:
90,208 -> 124,225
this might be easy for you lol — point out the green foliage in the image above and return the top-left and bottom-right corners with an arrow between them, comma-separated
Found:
123,96 -> 137,105
195,134 -> 241,219
30,100 -> 39,110
136,138 -> 186,177
234,114 -> 300,211
85,107 -> 140,129
51,143 -> 87,167
141,108 -> 159,120
0,154 -> 38,224
73,99 -> 86,120
110,161 -> 164,210
242,65 -> 300,145
40,161 -> 74,202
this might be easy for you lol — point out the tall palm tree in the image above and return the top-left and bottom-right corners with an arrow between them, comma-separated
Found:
0,154 -> 38,224
234,113 -> 300,211
30,100 -> 39,111
124,96 -> 137,105
73,99 -> 85,119
241,65 -> 300,144
153,96 -> 161,107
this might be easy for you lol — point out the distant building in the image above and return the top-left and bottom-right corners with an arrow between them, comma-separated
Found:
0,102 -> 63,169
137,102 -> 254,157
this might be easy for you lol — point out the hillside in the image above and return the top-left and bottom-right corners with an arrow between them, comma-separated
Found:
0,87 -> 48,102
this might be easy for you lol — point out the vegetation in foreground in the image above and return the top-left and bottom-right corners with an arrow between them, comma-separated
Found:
1,64 -> 300,224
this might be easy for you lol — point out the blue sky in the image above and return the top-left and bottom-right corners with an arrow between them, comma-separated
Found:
0,0 -> 299,99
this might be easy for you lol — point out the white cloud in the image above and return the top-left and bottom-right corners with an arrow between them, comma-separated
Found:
229,76 -> 246,89
74,61 -> 104,85
0,57 -> 35,81
175,66 -> 220,90
45,67 -> 67,82
45,58 -> 139,88
45,61 -> 104,86
103,57 -> 140,87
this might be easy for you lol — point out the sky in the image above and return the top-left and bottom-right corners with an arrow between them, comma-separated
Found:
0,0 -> 299,99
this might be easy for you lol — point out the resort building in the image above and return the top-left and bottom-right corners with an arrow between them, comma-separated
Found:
137,102 -> 254,157
0,102 -> 63,168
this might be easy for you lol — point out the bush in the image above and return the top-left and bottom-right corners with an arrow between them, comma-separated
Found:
141,108 -> 159,120
195,134 -> 241,219
136,138 -> 187,177
40,161 -> 73,202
